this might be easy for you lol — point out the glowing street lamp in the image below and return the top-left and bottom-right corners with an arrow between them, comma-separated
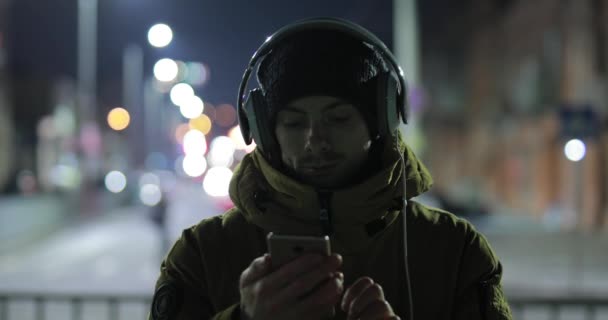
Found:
148,23 -> 173,48
170,83 -> 194,106
154,58 -> 178,82
564,139 -> 586,162
107,107 -> 130,131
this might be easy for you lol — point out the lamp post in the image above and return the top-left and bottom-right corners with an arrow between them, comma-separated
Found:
77,0 -> 97,126
122,24 -> 174,167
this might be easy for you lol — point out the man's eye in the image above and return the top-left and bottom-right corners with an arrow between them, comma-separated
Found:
282,121 -> 305,128
328,116 -> 350,123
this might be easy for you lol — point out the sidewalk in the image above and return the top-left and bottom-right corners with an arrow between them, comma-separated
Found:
0,194 -> 75,255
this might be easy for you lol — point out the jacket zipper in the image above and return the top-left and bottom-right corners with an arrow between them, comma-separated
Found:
318,191 -> 333,236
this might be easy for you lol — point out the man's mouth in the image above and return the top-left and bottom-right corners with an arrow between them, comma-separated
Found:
299,163 -> 339,175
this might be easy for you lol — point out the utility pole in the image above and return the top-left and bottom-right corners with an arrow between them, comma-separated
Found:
77,0 -> 98,126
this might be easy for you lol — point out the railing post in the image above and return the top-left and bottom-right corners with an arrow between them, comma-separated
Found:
108,298 -> 119,320
549,303 -> 560,320
71,298 -> 82,320
584,304 -> 595,320
0,296 -> 7,320
35,296 -> 45,320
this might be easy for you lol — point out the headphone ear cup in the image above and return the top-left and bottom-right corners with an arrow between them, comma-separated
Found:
244,88 -> 268,152
376,72 -> 400,136
239,94 -> 253,145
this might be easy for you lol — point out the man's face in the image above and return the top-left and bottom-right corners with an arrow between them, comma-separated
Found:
274,95 -> 372,189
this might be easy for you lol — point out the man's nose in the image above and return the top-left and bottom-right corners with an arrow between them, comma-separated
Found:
305,122 -> 331,153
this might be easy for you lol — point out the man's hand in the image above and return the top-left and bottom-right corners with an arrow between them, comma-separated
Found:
239,253 -> 343,320
341,277 -> 399,320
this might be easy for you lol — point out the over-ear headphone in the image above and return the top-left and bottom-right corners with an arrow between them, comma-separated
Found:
237,17 -> 409,162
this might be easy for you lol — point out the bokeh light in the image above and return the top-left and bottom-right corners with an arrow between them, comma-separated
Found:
107,108 -> 130,131
147,23 -> 173,48
183,129 -> 207,156
215,104 -> 237,127
37,116 -> 57,139
174,123 -> 191,144
189,115 -> 212,135
203,167 -> 233,197
53,104 -> 76,137
154,58 -> 178,82
17,170 -> 37,194
179,96 -> 204,119
228,125 -> 247,150
228,125 -> 256,153
208,136 -> 236,168
185,62 -> 210,86
176,60 -> 189,82
182,154 -> 208,177
140,184 -> 162,206
204,103 -> 216,121
564,139 -> 586,162
49,164 -> 81,189
139,172 -> 161,188
170,83 -> 194,106
104,171 -> 127,193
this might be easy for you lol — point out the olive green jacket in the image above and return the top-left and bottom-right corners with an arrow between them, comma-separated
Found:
149,136 -> 512,320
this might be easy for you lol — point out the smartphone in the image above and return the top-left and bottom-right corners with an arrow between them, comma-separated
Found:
266,232 -> 331,269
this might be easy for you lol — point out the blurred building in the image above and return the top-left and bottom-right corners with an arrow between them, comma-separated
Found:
420,0 -> 608,231
0,0 -> 15,192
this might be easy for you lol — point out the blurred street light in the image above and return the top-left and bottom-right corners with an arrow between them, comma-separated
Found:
208,136 -> 236,167
147,23 -> 173,48
183,129 -> 207,155
170,83 -> 194,106
104,170 -> 127,193
182,154 -> 208,177
564,139 -> 586,162
179,95 -> 204,119
189,115 -> 212,135
153,58 -> 178,82
140,183 -> 162,206
203,167 -> 233,197
107,107 -> 131,131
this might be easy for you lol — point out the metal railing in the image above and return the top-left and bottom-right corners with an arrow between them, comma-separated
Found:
509,295 -> 608,320
1,292 -> 608,320
0,292 -> 152,320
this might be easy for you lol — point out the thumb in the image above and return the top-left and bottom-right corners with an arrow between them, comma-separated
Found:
240,254 -> 272,288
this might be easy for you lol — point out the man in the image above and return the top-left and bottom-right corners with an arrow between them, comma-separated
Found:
149,18 -> 513,320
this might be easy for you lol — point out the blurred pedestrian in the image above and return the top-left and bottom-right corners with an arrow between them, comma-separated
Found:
149,192 -> 170,260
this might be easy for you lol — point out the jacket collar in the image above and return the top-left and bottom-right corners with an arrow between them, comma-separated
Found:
228,133 -> 433,254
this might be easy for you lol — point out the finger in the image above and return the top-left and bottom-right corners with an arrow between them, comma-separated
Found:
239,254 -> 271,288
294,272 -> 344,313
341,277 -> 374,312
357,300 -> 394,320
265,253 -> 342,291
348,283 -> 385,319
275,258 -> 343,304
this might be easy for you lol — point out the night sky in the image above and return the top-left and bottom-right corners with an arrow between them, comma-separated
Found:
7,0 -> 394,117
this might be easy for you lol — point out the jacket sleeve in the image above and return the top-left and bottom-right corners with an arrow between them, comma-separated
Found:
452,223 -> 513,320
147,226 -> 241,320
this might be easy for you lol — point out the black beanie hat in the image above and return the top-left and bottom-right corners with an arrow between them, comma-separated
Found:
256,29 -> 390,138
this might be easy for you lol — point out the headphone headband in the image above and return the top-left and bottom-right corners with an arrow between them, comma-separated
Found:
237,17 -> 408,147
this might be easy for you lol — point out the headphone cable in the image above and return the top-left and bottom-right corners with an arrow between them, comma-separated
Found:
399,152 -> 414,320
